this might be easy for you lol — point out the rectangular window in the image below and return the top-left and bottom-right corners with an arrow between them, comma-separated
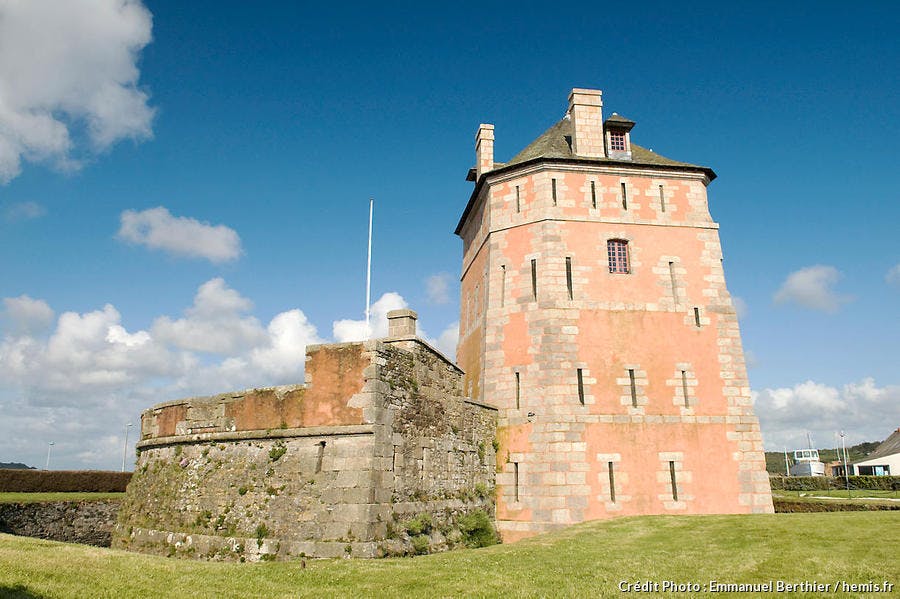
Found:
513,462 -> 520,502
315,441 -> 326,473
551,178 -> 557,206
681,370 -> 690,407
694,307 -> 701,327
516,185 -> 521,213
607,240 -> 629,274
531,259 -> 537,300
515,371 -> 520,409
669,461 -> 678,501
565,256 -> 573,300
577,368 -> 584,405
668,261 -> 678,303
500,265 -> 507,308
628,369 -> 637,407
610,131 -> 626,151
621,183 -> 627,210
591,181 -> 597,209
659,185 -> 666,212
608,461 -> 616,502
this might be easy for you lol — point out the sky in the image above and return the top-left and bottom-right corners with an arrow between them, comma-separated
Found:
0,1 -> 898,470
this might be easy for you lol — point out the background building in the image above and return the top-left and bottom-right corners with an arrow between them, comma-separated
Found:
837,428 -> 900,476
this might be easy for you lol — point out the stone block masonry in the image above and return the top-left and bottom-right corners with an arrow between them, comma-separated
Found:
114,322 -> 497,561
456,87 -> 773,541
0,500 -> 121,547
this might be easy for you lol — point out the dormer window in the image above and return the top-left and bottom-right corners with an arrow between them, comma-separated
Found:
604,113 -> 635,160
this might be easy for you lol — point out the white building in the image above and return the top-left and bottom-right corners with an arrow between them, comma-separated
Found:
847,428 -> 900,476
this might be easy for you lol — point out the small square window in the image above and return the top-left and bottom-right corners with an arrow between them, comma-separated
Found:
610,131 -> 626,152
607,239 -> 629,274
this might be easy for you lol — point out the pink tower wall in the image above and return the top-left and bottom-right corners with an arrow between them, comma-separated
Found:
457,113 -> 774,540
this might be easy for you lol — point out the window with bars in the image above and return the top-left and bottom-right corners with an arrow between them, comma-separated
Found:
610,130 -> 626,151
608,239 -> 630,274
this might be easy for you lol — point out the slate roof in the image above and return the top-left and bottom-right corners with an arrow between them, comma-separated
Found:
457,115 -> 715,234
858,428 -> 900,462
505,116 -> 707,171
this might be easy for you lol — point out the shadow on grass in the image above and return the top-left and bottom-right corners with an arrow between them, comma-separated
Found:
0,585 -> 46,598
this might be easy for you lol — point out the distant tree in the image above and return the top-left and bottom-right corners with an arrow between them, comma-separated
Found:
0,462 -> 36,469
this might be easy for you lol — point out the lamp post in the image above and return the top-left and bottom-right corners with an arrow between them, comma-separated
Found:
840,430 -> 850,496
122,423 -> 133,472
45,441 -> 54,470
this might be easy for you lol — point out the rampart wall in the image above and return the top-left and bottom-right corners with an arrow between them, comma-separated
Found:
113,332 -> 498,560
0,500 -> 120,546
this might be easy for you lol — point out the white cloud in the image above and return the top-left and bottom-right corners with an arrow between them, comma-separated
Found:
732,296 -> 748,319
425,272 -> 453,305
773,265 -> 852,313
430,321 -> 459,360
753,378 -> 900,450
2,295 -> 54,334
0,278 -> 319,406
249,309 -> 323,382
2,201 -> 46,222
117,207 -> 243,263
0,0 -> 154,183
333,292 -> 408,341
0,303 -> 188,401
886,264 -> 900,286
152,278 -> 265,354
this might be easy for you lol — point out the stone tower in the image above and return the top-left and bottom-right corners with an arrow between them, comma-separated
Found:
456,88 -> 773,542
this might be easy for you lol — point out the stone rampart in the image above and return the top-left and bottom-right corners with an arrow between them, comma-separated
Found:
113,334 -> 498,560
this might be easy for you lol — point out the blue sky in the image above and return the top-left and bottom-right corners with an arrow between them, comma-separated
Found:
0,1 -> 897,469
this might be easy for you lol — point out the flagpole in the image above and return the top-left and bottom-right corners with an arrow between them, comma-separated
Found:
365,199 -> 373,338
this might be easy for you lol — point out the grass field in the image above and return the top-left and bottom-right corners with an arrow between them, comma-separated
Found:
0,492 -> 125,504
1,512 -> 898,598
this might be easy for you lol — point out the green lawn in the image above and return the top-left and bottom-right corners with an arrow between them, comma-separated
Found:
1,512 -> 898,598
0,492 -> 125,504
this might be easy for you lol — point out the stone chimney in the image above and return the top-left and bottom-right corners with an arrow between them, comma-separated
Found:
475,124 -> 494,180
387,309 -> 418,337
568,88 -> 604,158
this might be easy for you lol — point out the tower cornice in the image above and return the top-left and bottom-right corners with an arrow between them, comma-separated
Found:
455,157 -> 716,236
